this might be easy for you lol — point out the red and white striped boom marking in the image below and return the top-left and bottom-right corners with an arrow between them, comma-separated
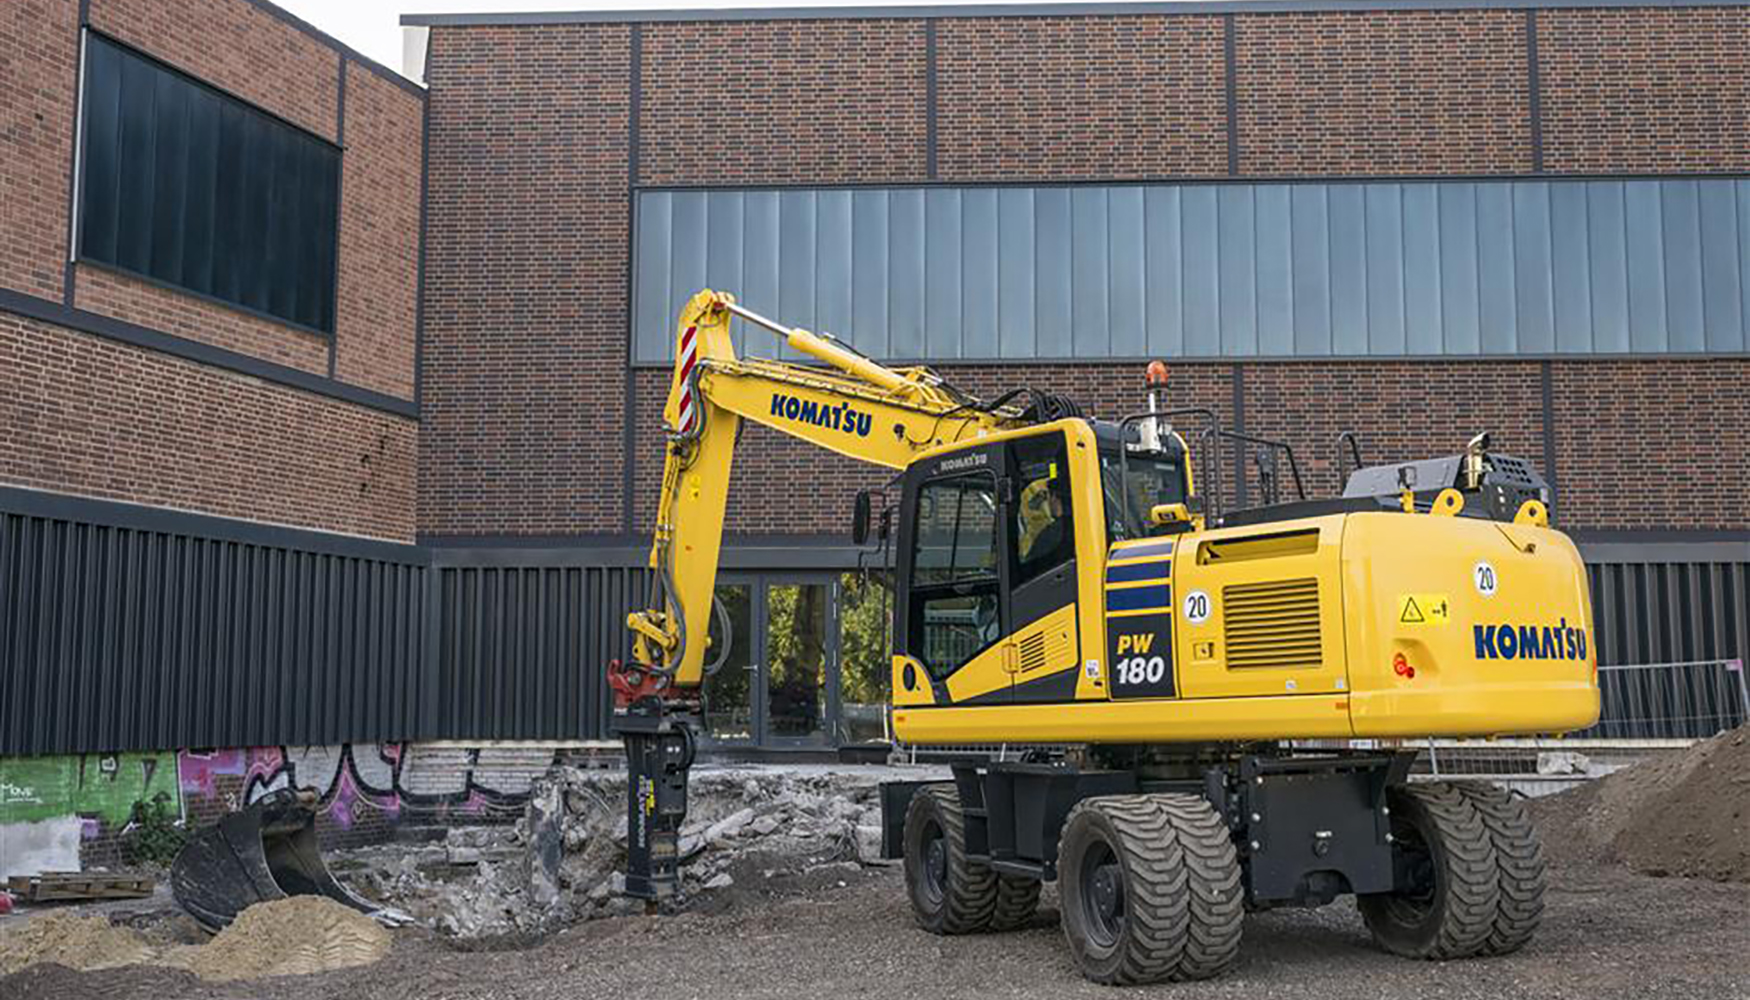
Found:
675,324 -> 699,432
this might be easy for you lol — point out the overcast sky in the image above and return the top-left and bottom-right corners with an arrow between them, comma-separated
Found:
276,1 -> 1190,79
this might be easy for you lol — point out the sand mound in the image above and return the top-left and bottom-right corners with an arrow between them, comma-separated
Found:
0,896 -> 388,981
1535,723 -> 1750,881
171,896 -> 388,981
0,912 -> 153,975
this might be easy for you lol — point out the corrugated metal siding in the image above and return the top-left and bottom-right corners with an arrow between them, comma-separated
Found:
1583,560 -> 1750,739
432,564 -> 650,741
0,509 -> 429,755
633,180 -> 1750,363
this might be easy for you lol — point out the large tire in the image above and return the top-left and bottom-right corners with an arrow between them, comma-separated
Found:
990,874 -> 1042,931
903,784 -> 996,934
1056,794 -> 1243,985
1455,782 -> 1547,956
1359,782 -> 1501,960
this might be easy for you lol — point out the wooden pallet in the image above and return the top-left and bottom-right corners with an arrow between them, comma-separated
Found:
4,872 -> 154,902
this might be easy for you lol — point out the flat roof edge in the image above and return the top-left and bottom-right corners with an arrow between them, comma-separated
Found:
402,0 -> 1750,28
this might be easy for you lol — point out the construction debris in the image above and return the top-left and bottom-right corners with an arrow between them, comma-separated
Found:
5,873 -> 154,903
1534,723 -> 1750,881
339,764 -> 910,939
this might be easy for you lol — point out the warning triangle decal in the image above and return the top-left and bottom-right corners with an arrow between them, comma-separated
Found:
1400,597 -> 1426,624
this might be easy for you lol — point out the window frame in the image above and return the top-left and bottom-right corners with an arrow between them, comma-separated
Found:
72,29 -> 343,337
906,470 -> 1007,681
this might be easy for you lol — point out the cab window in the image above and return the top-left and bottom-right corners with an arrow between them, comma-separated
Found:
1010,432 -> 1075,585
909,473 -> 1000,679
1100,449 -> 1189,542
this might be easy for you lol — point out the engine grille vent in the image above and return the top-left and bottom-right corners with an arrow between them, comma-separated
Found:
1223,578 -> 1322,670
1017,632 -> 1048,673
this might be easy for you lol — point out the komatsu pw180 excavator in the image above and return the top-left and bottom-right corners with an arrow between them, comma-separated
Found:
608,289 -> 1599,985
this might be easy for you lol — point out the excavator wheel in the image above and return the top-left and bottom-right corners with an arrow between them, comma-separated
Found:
990,873 -> 1042,931
1454,782 -> 1547,956
1056,794 -> 1243,985
1358,781 -> 1502,960
903,784 -> 996,934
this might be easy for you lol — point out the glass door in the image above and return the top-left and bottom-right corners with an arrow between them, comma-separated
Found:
701,581 -> 756,743
764,580 -> 830,745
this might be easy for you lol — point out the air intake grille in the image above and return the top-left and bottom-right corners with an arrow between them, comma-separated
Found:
1223,578 -> 1322,670
1017,632 -> 1048,673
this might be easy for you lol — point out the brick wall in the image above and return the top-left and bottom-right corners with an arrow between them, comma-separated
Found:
334,62 -> 423,400
89,0 -> 339,142
0,0 -> 79,300
1,313 -> 416,540
72,263 -> 331,372
1,0 -> 422,543
419,24 -> 630,537
1234,10 -> 1531,175
1537,7 -> 1750,173
421,6 -> 1750,544
936,15 -> 1226,181
639,20 -> 926,186
1551,360 -> 1750,531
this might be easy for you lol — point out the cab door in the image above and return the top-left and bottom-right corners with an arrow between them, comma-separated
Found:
1004,429 -> 1082,703
894,442 -> 1013,707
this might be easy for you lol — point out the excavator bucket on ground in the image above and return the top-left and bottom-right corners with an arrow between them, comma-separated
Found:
171,787 -> 410,931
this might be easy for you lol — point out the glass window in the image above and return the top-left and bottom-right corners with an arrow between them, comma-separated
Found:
766,583 -> 826,740
837,571 -> 892,744
1010,433 -> 1076,584
77,33 -> 340,332
1100,449 -> 1190,542
910,473 -> 1001,679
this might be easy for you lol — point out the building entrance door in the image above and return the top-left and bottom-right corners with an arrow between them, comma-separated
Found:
700,573 -> 837,748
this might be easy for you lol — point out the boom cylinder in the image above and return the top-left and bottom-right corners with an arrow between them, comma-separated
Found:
722,299 -> 914,395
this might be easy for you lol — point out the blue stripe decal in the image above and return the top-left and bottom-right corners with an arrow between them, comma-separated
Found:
1106,584 -> 1171,612
1105,560 -> 1171,584
1111,539 -> 1176,560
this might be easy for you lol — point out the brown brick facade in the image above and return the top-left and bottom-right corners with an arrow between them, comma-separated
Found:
335,62 -> 423,400
0,0 -> 79,300
2,0 -> 421,543
936,16 -> 1226,181
1551,360 -> 1750,531
639,20 -> 927,186
1234,10 -> 1532,175
72,263 -> 331,373
1,313 -> 416,540
1537,7 -> 1750,173
418,5 -> 1750,543
419,24 -> 631,536
89,0 -> 340,142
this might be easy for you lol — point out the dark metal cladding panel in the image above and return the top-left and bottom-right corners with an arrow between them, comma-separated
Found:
426,562 -> 649,741
1579,561 -> 1750,740
0,506 -> 429,756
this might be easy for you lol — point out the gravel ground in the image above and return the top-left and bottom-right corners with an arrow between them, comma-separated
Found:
5,854 -> 1748,1000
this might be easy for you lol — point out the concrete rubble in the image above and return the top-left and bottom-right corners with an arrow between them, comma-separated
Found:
335,765 -> 916,940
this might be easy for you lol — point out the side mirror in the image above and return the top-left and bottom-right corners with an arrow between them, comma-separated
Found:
852,490 -> 874,546
1150,502 -> 1192,528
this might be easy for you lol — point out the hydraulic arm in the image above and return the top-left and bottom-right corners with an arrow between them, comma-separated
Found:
609,289 -> 1028,899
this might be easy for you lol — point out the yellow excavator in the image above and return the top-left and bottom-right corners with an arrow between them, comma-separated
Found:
608,289 -> 1599,985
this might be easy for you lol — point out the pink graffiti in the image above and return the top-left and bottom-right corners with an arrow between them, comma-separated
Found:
176,749 -> 248,797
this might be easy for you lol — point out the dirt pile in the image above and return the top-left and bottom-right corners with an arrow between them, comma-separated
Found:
0,912 -> 153,975
0,896 -> 387,981
1535,723 -> 1750,881
172,896 -> 388,981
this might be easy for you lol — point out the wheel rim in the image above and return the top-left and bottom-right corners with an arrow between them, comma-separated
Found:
918,818 -> 947,908
1079,839 -> 1125,948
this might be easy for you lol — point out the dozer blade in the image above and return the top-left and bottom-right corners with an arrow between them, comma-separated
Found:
171,787 -> 411,932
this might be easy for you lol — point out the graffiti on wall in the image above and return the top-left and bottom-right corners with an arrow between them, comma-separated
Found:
0,752 -> 182,835
176,744 -> 565,832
